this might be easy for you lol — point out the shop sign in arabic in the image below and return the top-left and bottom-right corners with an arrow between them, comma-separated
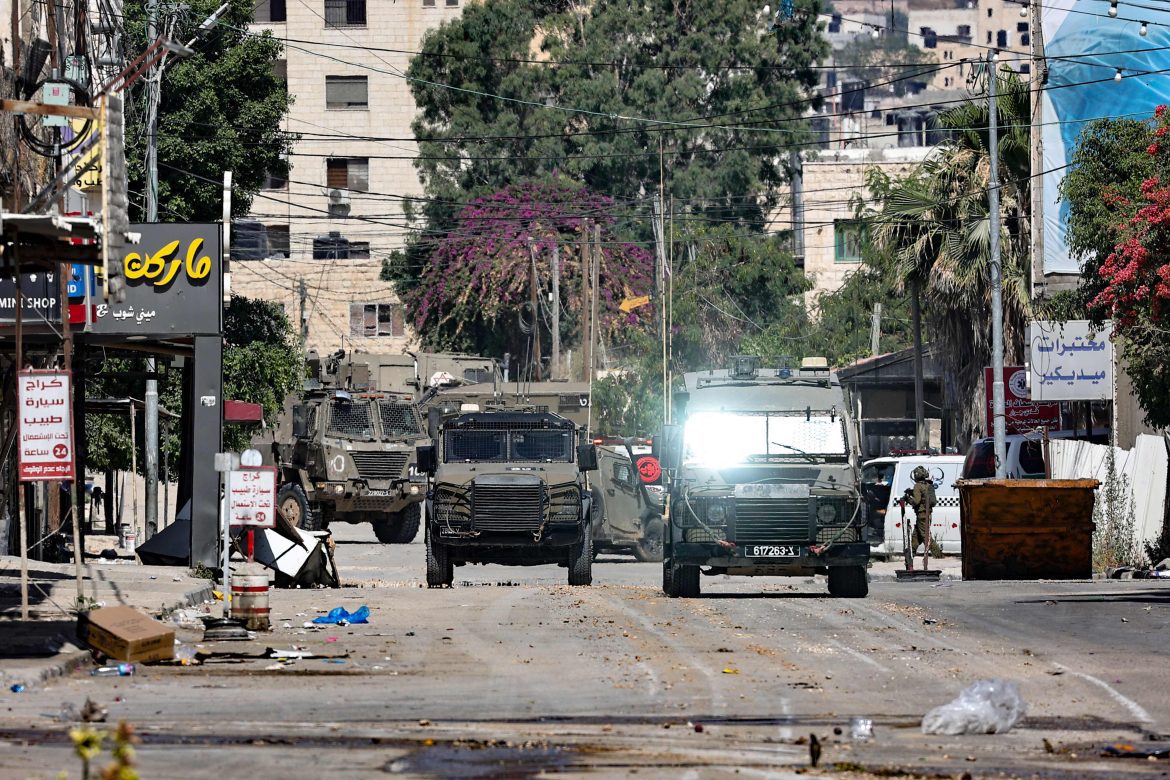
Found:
17,369 -> 75,482
227,467 -> 277,528
1029,321 -> 1114,402
88,223 -> 223,336
985,367 -> 1061,436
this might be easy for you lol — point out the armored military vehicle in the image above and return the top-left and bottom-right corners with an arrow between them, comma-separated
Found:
347,351 -> 498,400
659,356 -> 871,598
415,388 -> 598,587
275,350 -> 428,543
591,442 -> 665,562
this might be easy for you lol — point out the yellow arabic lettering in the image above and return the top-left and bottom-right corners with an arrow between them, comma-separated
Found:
121,238 -> 212,287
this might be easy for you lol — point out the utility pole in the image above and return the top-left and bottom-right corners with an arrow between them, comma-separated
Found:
143,0 -> 160,540
580,221 -> 593,384
1030,3 -> 1048,299
58,272 -> 84,597
144,356 -> 158,539
298,276 -> 308,340
550,244 -> 560,380
528,238 -> 543,382
870,302 -> 882,357
911,286 -> 926,450
790,149 -> 805,264
988,52 -> 1007,478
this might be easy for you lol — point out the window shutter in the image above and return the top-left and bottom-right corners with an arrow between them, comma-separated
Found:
326,159 -> 348,189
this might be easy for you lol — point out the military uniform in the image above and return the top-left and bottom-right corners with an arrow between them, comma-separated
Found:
907,466 -> 936,559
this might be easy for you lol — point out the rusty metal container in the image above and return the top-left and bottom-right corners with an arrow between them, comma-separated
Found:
956,479 -> 1099,580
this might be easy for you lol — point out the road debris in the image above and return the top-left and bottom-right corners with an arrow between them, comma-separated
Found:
313,606 -> 370,625
80,698 -> 107,723
809,733 -> 822,767
1103,743 -> 1170,759
921,679 -> 1025,735
850,717 -> 874,741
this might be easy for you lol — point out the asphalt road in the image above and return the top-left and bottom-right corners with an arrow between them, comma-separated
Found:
2,523 -> 1169,779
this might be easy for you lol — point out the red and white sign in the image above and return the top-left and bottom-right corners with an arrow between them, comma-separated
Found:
227,467 -> 277,528
984,366 -> 1061,436
635,455 -> 661,484
17,369 -> 75,482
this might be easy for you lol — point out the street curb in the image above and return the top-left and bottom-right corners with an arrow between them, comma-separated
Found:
10,578 -> 216,692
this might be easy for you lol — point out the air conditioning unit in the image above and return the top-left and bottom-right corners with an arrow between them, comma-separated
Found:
327,188 -> 351,218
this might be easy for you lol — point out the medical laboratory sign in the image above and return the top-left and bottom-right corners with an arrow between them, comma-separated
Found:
17,370 -> 75,482
1029,320 -> 1114,402
88,223 -> 223,337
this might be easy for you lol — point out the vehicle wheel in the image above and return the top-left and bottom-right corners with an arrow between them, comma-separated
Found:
827,566 -> 869,598
633,517 -> 665,563
675,562 -> 701,598
425,528 -> 453,588
394,503 -> 422,543
662,557 -> 676,597
370,515 -> 397,543
318,505 -> 334,531
568,530 -> 593,586
278,484 -> 320,532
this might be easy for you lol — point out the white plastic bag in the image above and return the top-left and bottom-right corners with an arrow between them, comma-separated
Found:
921,679 -> 1025,735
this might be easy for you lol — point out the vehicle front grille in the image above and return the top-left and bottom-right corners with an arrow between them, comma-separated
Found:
350,451 -> 409,481
733,498 -> 811,544
817,526 -> 859,544
686,527 -> 726,543
378,402 -> 421,437
472,483 -> 544,532
434,486 -> 471,529
548,486 -> 581,524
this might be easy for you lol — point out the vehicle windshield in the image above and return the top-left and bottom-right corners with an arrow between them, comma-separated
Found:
328,400 -> 374,439
378,401 -> 421,438
683,411 -> 847,468
445,428 -> 573,463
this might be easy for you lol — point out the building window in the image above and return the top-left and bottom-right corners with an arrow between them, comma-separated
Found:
957,24 -> 971,36
325,76 -> 368,109
1017,21 -> 1029,32
423,0 -> 435,6
349,241 -> 371,259
986,30 -> 992,43
264,169 -> 288,190
834,220 -> 866,263
326,157 -> 369,192
987,6 -> 992,16
324,0 -> 365,27
997,29 -> 1007,47
272,59 -> 287,83
1020,33 -> 1030,45
254,0 -> 286,22
1020,63 -> 1031,74
267,225 -> 291,257
445,0 -> 458,5
350,303 -> 405,337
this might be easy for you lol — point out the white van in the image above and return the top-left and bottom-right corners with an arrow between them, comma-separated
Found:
860,455 -> 965,556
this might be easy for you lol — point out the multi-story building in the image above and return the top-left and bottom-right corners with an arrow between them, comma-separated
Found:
247,0 -> 465,260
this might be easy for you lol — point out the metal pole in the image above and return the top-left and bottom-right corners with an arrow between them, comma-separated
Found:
15,267 -> 29,620
989,52 -> 1008,478
580,221 -> 592,384
551,243 -> 560,380
145,0 -> 159,221
145,357 -> 158,540
911,287 -> 925,450
790,149 -> 805,263
528,238 -> 542,382
58,270 -> 83,600
870,302 -> 882,358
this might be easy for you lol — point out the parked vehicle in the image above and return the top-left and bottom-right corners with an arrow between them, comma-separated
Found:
416,394 -> 598,587
861,455 -> 965,555
591,444 -> 665,562
962,429 -> 1109,480
659,356 -> 872,598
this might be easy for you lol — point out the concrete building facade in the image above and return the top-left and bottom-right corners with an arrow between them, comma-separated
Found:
247,0 -> 465,263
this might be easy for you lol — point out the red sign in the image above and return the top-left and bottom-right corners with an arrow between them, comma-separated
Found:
17,369 -> 75,481
635,455 -> 661,484
984,366 -> 1061,436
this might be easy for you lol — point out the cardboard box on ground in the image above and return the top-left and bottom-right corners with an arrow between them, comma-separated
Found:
77,606 -> 175,663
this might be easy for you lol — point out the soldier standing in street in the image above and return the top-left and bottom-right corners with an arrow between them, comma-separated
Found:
905,466 -> 936,569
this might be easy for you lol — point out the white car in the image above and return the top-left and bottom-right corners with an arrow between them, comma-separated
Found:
860,455 -> 966,556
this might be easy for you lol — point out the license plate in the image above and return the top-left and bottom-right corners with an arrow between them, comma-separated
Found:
365,490 -> 391,497
741,545 -> 799,558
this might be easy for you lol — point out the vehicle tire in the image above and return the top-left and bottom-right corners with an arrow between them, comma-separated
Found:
567,530 -> 593,586
827,565 -> 869,598
394,503 -> 422,543
278,483 -> 320,532
662,557 -> 677,597
370,515 -> 397,543
675,563 -> 701,598
425,528 -> 453,588
633,516 -> 665,563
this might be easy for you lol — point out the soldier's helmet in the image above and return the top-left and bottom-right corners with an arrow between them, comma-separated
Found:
912,465 -> 930,482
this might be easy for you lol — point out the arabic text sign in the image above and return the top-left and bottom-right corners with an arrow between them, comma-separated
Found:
985,367 -> 1062,436
17,370 -> 75,482
227,467 -> 277,528
1029,320 -> 1114,402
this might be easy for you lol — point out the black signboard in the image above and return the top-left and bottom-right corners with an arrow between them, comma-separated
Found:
0,272 -> 61,326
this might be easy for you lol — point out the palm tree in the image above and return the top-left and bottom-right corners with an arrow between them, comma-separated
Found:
866,65 -> 1033,447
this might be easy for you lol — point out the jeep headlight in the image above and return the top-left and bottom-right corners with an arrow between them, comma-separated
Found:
816,503 -> 838,524
707,503 -> 727,523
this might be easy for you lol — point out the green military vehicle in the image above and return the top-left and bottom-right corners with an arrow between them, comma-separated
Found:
275,350 -> 428,543
591,442 -> 665,562
415,387 -> 599,587
659,356 -> 870,598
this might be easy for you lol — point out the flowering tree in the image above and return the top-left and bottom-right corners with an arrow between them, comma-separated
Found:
1066,105 -> 1170,425
403,179 -> 656,360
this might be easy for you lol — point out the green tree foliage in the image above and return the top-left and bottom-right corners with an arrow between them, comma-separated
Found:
121,0 -> 294,221
864,66 -> 1032,445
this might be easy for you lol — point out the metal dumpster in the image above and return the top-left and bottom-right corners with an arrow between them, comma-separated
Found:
956,479 -> 1099,580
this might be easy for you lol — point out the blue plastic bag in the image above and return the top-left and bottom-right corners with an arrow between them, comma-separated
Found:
312,605 -> 369,625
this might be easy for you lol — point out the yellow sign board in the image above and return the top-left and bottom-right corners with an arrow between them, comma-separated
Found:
619,295 -> 651,313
